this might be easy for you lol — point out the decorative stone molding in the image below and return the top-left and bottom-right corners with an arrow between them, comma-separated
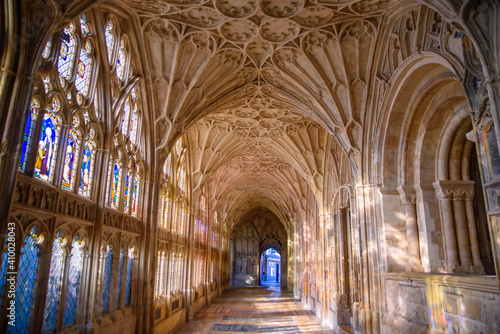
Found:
433,180 -> 475,200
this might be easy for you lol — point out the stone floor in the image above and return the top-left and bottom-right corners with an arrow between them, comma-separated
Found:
174,286 -> 335,333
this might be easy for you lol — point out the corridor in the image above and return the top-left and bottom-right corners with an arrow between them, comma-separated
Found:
174,287 -> 335,334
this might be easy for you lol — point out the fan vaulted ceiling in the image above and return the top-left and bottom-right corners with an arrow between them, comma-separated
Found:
123,0 -> 399,226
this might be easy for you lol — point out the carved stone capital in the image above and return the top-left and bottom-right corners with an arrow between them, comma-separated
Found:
433,180 -> 475,200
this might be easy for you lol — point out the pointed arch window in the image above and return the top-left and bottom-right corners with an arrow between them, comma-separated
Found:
75,40 -> 93,103
63,234 -> 85,326
42,230 -> 66,332
101,244 -> 113,314
19,99 -> 40,171
78,128 -> 96,198
61,118 -> 81,191
34,101 -> 62,183
131,168 -> 139,217
105,19 -> 115,64
106,151 -> 123,210
10,227 -> 43,334
116,38 -> 128,81
125,246 -> 134,305
58,23 -> 77,81
155,249 -> 166,298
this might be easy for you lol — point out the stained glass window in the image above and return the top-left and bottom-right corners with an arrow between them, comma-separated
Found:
80,14 -> 90,36
105,19 -> 115,64
110,158 -> 122,210
130,106 -> 138,145
131,172 -> 139,217
170,251 -> 176,293
178,165 -> 186,192
9,227 -> 41,334
124,166 -> 132,214
161,191 -> 169,229
116,38 -> 127,81
121,100 -> 131,136
34,104 -> 61,183
180,202 -> 185,235
19,99 -> 40,171
155,250 -> 165,298
125,247 -> 134,305
58,23 -> 77,81
42,37 -> 52,59
117,248 -> 124,308
78,129 -> 96,197
63,236 -> 85,326
43,232 -> 66,332
102,245 -> 113,314
61,122 -> 81,191
75,40 -> 93,101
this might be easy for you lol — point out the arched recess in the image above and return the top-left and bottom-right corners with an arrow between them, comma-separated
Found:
377,53 -> 493,275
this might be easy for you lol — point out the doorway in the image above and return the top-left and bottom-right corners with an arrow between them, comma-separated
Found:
260,248 -> 281,287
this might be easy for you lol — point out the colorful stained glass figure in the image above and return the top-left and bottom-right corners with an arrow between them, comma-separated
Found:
78,130 -> 96,198
102,245 -> 113,314
117,249 -> 124,308
110,159 -> 122,210
131,173 -> 139,217
9,227 -> 40,334
125,247 -> 134,305
75,40 -> 93,100
34,109 -> 61,183
121,100 -> 131,136
124,167 -> 132,213
105,161 -> 112,206
105,19 -> 115,64
58,23 -> 77,81
42,232 -> 66,332
63,236 -> 84,326
61,125 -> 81,191
116,38 -> 127,81
42,37 -> 52,59
19,99 -> 40,171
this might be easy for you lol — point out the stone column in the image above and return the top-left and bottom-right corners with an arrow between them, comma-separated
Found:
450,184 -> 473,269
433,181 -> 460,272
464,187 -> 485,273
397,186 -> 422,271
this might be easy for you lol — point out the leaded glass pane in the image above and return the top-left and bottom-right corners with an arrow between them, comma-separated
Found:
9,228 -> 40,334
178,165 -> 186,192
129,106 -> 138,145
75,40 -> 93,99
61,126 -> 81,191
79,14 -> 90,36
125,248 -> 134,305
19,99 -> 40,171
42,234 -> 66,332
58,23 -> 77,81
116,38 -> 127,81
131,173 -> 139,217
63,238 -> 84,327
117,250 -> 124,308
124,169 -> 131,214
102,245 -> 113,314
105,20 -> 115,64
34,108 -> 61,183
78,132 -> 96,198
110,160 -> 122,210
121,101 -> 131,136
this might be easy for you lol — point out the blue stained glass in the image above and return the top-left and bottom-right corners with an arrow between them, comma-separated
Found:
42,235 -> 65,332
61,130 -> 81,191
58,24 -> 77,81
116,38 -> 127,81
63,239 -> 84,326
78,133 -> 96,198
8,228 -> 40,334
125,249 -> 133,305
124,170 -> 131,213
0,243 -> 9,306
117,250 -> 124,308
111,161 -> 122,210
19,100 -> 39,171
102,246 -> 113,314
34,111 -> 61,183
131,174 -> 139,217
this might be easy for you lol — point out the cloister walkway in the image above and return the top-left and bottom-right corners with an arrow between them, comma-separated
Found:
174,286 -> 335,333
